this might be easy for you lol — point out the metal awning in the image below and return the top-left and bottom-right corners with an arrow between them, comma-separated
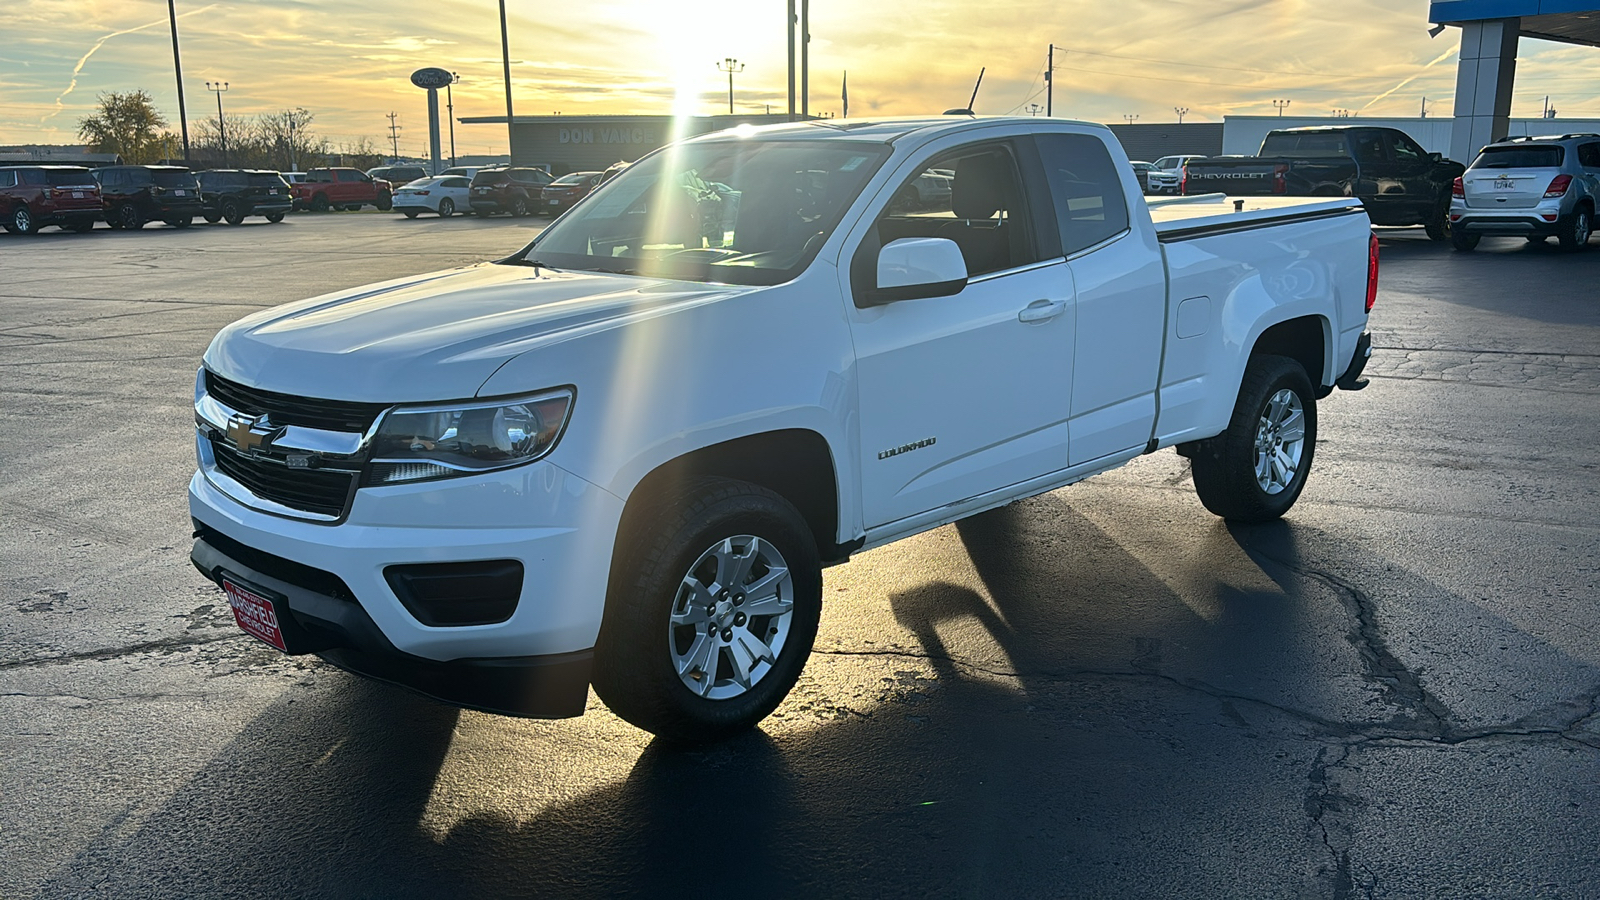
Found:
1430,1 -> 1600,47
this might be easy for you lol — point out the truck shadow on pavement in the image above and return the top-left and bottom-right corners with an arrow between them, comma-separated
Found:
35,496 -> 1600,898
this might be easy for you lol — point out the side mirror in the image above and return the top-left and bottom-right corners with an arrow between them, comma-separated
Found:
863,237 -> 968,306
1429,152 -> 1443,163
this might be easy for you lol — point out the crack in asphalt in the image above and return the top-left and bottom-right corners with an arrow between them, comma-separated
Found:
0,632 -> 246,671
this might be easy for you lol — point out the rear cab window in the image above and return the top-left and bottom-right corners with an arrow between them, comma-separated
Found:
1035,132 -> 1131,254
1262,132 -> 1355,159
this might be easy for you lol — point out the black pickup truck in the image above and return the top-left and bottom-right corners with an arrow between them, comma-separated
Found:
1182,126 -> 1465,239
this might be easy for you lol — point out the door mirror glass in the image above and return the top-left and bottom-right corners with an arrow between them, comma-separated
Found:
1429,151 -> 1443,163
868,237 -> 967,305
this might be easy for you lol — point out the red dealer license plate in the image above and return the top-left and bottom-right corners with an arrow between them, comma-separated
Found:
223,576 -> 288,652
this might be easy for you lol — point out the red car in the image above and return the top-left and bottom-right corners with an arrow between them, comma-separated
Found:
0,165 -> 103,234
292,167 -> 393,212
539,171 -> 603,215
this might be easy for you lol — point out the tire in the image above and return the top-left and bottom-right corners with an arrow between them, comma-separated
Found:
117,204 -> 145,230
1450,230 -> 1480,252
402,209 -> 419,219
592,477 -> 822,743
437,198 -> 454,218
1557,206 -> 1592,252
343,205 -> 361,212
167,216 -> 193,228
474,208 -> 490,217
375,194 -> 392,212
511,197 -> 528,218
265,212 -> 285,223
221,199 -> 244,225
1526,235 -> 1548,244
1423,198 -> 1450,242
68,220 -> 94,233
310,194 -> 330,212
10,204 -> 37,235
203,212 -> 222,224
1189,354 -> 1318,523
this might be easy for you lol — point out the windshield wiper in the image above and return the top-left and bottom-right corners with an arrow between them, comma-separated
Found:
513,259 -> 561,272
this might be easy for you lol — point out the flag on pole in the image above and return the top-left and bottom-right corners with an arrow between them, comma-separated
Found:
842,71 -> 848,119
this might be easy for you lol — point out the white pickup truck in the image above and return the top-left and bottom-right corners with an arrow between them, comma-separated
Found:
190,116 -> 1376,742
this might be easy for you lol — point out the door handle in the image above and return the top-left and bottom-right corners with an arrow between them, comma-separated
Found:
1017,299 -> 1066,324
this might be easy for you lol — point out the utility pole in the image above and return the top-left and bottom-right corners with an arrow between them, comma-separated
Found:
386,112 -> 402,161
498,0 -> 515,158
166,0 -> 191,164
800,0 -> 810,118
446,72 -> 459,165
1174,106 -> 1189,124
787,0 -> 796,121
1046,44 -> 1054,117
1420,96 -> 1428,118
285,107 -> 307,171
1124,113 -> 1139,125
1272,98 -> 1291,117
205,81 -> 229,166
717,58 -> 744,114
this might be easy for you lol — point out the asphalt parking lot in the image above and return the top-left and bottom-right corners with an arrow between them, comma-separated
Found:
2,214 -> 1598,898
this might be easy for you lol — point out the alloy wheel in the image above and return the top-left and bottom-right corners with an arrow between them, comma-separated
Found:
1254,388 -> 1307,494
668,535 -> 794,701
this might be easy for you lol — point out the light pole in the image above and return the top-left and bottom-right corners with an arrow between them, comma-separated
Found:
1124,114 -> 1139,125
446,72 -> 459,166
285,106 -> 307,171
498,0 -> 514,160
717,58 -> 744,115
166,0 -> 191,163
1174,106 -> 1189,124
206,81 -> 229,166
1272,98 -> 1292,117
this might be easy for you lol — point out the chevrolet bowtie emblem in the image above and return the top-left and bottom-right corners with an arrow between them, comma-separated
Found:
225,414 -> 279,453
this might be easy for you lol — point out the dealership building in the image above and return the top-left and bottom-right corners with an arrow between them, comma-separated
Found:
456,113 -> 800,174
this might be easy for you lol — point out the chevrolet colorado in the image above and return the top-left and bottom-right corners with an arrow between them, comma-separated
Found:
189,117 -> 1377,742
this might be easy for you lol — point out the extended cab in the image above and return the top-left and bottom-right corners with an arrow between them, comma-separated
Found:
1182,126 -> 1463,239
189,117 -> 1377,742
292,167 -> 393,212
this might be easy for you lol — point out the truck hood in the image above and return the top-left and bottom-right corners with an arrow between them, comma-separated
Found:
204,263 -> 747,403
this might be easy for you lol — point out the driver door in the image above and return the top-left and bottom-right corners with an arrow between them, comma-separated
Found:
846,138 -> 1075,529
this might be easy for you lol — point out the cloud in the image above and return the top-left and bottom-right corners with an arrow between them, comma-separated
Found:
43,3 -> 219,126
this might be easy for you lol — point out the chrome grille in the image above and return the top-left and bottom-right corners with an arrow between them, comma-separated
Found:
207,435 -> 357,519
203,370 -> 388,433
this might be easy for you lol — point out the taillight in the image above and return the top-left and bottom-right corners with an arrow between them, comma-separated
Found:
1365,233 -> 1379,314
414,190 -> 430,195
1544,175 -> 1572,198
1452,176 -> 1464,198
1272,164 -> 1288,195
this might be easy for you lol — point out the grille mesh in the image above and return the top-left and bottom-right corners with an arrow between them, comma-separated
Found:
204,370 -> 388,433
208,437 -> 356,518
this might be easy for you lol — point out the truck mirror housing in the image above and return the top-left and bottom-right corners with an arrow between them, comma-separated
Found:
866,237 -> 968,305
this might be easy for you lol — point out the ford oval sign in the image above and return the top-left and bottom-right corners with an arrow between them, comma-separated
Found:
410,67 -> 453,90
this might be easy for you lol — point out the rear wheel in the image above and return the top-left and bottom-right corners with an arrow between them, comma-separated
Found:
1423,198 -> 1451,241
511,197 -> 528,217
1190,354 -> 1318,523
437,198 -> 454,217
310,194 -> 330,212
116,204 -> 145,230
264,211 -> 285,223
375,193 -> 392,212
1450,229 -> 1480,252
593,477 -> 822,743
10,204 -> 37,235
402,209 -> 419,219
203,212 -> 222,224
1557,206 -> 1592,252
221,199 -> 244,225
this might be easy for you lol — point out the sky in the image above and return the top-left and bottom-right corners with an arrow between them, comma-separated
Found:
2,0 -> 1596,157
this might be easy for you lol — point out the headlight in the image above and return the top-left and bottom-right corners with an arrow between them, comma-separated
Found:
363,388 -> 574,485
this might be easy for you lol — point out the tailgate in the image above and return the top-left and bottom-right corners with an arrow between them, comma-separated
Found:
1181,161 -> 1283,196
1462,168 -> 1551,210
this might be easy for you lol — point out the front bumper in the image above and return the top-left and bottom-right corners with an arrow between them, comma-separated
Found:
190,527 -> 593,718
188,457 -> 625,665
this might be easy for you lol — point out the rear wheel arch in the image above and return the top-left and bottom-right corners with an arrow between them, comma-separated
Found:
615,429 -> 845,568
1250,315 -> 1328,390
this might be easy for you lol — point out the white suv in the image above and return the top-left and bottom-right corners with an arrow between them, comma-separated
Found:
1146,155 -> 1207,194
1451,133 -> 1600,251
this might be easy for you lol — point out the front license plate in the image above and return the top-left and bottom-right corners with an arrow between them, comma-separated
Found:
549,199 -> 559,205
222,575 -> 288,652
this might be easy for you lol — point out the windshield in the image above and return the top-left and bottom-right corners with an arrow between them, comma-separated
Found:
1471,146 -> 1564,169
46,169 -> 95,186
511,139 -> 888,286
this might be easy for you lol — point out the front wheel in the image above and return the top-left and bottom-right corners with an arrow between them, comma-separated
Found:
402,209 -> 419,219
1424,199 -> 1451,241
264,211 -> 285,223
511,197 -> 528,217
310,194 -> 330,212
10,205 -> 37,235
117,204 -> 145,230
221,199 -> 244,225
375,194 -> 392,212
1190,354 -> 1318,523
593,477 -> 822,743
1557,207 -> 1592,251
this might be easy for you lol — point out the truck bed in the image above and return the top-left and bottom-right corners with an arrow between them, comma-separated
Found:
1146,193 -> 1365,241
